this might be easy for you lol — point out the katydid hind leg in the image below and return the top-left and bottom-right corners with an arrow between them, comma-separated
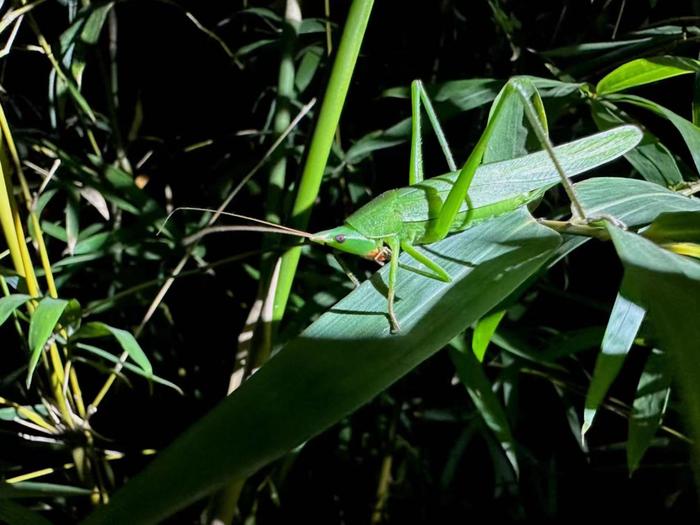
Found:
409,80 -> 458,187
510,78 -> 587,220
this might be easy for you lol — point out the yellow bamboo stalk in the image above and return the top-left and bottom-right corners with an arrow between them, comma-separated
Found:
0,102 -> 87,419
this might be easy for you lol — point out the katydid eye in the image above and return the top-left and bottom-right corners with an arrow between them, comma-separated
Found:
334,234 -> 346,243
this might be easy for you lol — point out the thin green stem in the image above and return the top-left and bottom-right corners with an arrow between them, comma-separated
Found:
272,0 -> 375,326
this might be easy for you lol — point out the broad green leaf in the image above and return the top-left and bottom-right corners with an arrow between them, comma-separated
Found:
0,294 -> 31,327
472,309 -> 506,362
0,500 -> 52,525
27,298 -> 69,388
582,292 -> 646,437
608,93 -> 700,174
0,482 -> 92,499
605,224 -> 700,486
597,56 -> 700,95
450,340 -> 519,476
627,350 -> 671,474
81,210 -> 560,525
72,323 -> 152,377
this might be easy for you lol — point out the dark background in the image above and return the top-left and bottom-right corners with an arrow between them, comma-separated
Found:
2,1 -> 699,522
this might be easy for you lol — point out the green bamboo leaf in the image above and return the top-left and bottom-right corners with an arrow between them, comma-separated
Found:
450,340 -> 519,476
597,56 -> 700,95
27,298 -> 69,388
605,223 -> 700,486
72,323 -> 152,377
0,500 -> 52,525
608,93 -> 700,174
0,294 -> 31,327
472,309 -> 506,362
582,292 -> 646,437
81,210 -> 559,525
75,343 -> 180,394
627,350 -> 671,474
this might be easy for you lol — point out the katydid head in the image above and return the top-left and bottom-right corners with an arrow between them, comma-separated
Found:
310,225 -> 387,261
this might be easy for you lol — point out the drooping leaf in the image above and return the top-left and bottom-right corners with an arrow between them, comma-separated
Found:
605,223 -> 700,486
591,100 -> 683,187
72,322 -> 152,377
75,343 -> 180,394
608,93 -> 700,175
27,298 -> 69,388
582,292 -> 646,437
627,350 -> 672,474
81,210 -> 560,525
597,56 -> 700,95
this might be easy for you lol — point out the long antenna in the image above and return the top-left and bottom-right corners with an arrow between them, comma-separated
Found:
160,206 -> 314,240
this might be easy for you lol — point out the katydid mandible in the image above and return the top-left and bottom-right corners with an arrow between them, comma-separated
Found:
307,78 -> 642,332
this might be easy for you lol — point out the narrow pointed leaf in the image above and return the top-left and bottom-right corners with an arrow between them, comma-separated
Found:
609,93 -> 700,174
472,309 -> 506,362
82,210 -> 560,525
591,100 -> 682,187
27,298 -> 69,388
73,322 -> 152,377
582,292 -> 646,437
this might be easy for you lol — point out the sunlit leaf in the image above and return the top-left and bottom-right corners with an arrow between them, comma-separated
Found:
597,56 -> 700,95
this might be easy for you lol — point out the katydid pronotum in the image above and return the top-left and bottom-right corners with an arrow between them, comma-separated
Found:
174,77 -> 643,333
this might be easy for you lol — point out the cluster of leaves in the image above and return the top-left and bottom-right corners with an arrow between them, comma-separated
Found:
0,1 -> 699,524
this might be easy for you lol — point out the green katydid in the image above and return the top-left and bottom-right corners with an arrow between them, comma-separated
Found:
174,77 -> 642,333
